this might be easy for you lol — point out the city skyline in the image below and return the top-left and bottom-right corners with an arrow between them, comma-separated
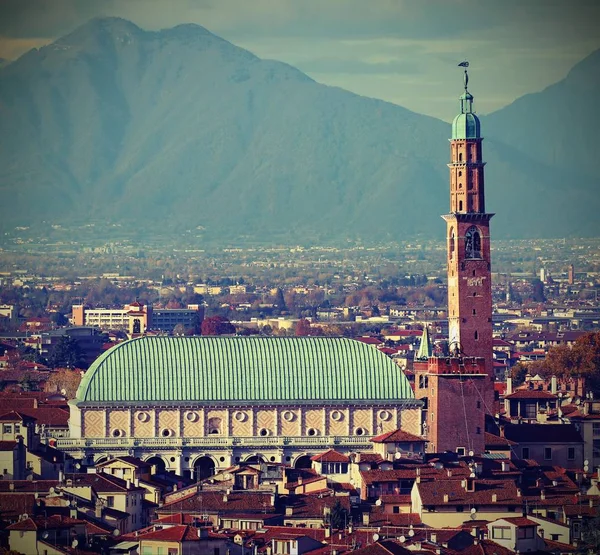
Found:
1,0 -> 599,120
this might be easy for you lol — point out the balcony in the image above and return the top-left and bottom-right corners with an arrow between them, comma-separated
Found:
55,435 -> 373,452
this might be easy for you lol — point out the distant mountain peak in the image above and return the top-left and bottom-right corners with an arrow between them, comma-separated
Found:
54,16 -> 144,47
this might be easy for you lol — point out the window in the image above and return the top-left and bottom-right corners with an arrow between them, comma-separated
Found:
518,527 -> 535,539
2,424 -> 12,434
522,447 -> 530,459
474,331 -> 479,340
544,447 -> 552,460
456,447 -> 466,456
524,403 -> 537,419
393,506 -> 400,514
593,423 -> 600,436
492,526 -> 511,540
106,496 -> 114,508
568,447 -> 575,460
594,439 -> 600,458
472,309 -> 477,315
14,425 -> 20,434
419,375 -> 428,389
168,549 -> 178,555
476,427 -> 481,435
476,401 -> 481,409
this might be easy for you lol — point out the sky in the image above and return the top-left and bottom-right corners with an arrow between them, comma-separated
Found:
1,0 -> 599,121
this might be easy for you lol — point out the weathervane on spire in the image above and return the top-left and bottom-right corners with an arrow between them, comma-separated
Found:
458,60 -> 469,91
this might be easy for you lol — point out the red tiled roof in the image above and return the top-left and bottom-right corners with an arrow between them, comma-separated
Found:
7,515 -> 83,531
159,491 -> 276,514
498,516 -> 538,526
504,390 -> 557,400
0,411 -> 36,423
484,432 -> 517,448
311,449 -> 350,463
0,493 -> 35,519
0,440 -> 18,450
417,478 -> 522,506
370,429 -> 426,443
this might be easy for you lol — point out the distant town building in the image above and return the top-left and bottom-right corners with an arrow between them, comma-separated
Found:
71,302 -> 204,334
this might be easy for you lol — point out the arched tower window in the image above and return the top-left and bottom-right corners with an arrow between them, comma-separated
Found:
449,229 -> 455,258
465,226 -> 482,259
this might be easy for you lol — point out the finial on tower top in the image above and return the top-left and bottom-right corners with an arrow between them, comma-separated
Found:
458,60 -> 469,91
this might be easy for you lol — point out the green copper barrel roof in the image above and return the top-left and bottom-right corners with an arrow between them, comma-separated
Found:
76,336 -> 414,404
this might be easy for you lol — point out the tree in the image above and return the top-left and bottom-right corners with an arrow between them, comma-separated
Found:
172,323 -> 187,336
201,316 -> 236,336
50,311 -> 69,327
328,499 -> 349,530
48,336 -> 85,369
45,368 -> 82,398
541,332 -> 600,392
295,319 -> 312,337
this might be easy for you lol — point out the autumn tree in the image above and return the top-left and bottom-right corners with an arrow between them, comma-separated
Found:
540,332 -> 600,392
295,318 -> 312,337
45,368 -> 83,398
201,316 -> 236,336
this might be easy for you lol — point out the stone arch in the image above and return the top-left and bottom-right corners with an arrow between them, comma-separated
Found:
293,454 -> 313,469
94,455 -> 109,465
244,454 -> 266,464
465,225 -> 482,259
143,454 -> 167,474
192,455 -> 216,481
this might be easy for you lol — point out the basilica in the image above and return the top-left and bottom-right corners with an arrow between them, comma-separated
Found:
61,336 -> 421,479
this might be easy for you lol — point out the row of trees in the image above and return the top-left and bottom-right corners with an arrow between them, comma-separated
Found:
513,332 -> 600,392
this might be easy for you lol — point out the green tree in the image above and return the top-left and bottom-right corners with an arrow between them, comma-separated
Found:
48,336 -> 84,369
329,500 -> 349,530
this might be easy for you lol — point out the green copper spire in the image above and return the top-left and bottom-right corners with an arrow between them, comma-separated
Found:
452,61 -> 481,140
415,326 -> 433,361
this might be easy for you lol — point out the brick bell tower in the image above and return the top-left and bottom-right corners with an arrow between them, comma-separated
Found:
442,64 -> 494,381
414,64 -> 493,455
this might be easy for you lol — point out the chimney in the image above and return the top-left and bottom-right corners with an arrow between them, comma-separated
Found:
501,461 -> 510,472
94,498 -> 102,519
550,375 -> 557,395
416,467 -> 421,476
499,426 -> 505,438
9,482 -> 14,491
491,493 -> 497,503
516,488 -> 521,497
590,498 -> 594,508
430,532 -> 437,543
126,479 -> 131,490
297,476 -> 303,485
69,506 -> 77,519
58,470 -> 64,483
134,478 -> 140,488
197,527 -> 209,539
222,493 -> 228,503
447,469 -> 453,477
285,506 -> 293,516
325,528 -> 331,538
362,512 -> 370,526
540,489 -> 545,501
506,377 -> 513,395
443,494 -> 449,503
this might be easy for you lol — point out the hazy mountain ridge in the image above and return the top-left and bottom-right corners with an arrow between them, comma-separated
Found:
0,17 -> 598,243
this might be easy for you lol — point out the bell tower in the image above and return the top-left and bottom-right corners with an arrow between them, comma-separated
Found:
442,64 -> 494,381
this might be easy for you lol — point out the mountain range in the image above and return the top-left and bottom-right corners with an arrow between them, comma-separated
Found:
0,17 -> 598,244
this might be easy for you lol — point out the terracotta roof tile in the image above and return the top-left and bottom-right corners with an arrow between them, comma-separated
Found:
311,449 -> 350,463
370,429 -> 426,443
